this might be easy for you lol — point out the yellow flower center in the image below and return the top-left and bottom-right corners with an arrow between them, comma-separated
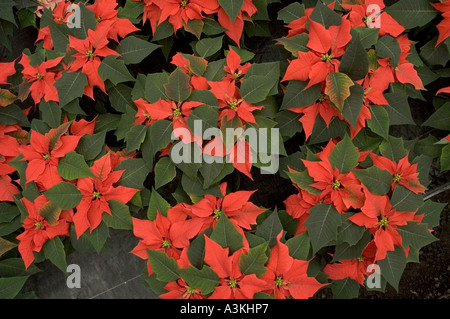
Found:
228,278 -> 238,288
92,191 -> 101,199
332,179 -> 341,190
173,108 -> 182,117
186,65 -> 194,76
229,101 -> 238,110
162,240 -> 172,248
42,153 -> 50,160
393,173 -> 402,183
379,216 -> 389,228
213,209 -> 222,219
275,276 -> 285,288
183,285 -> 201,298
321,53 -> 334,63
86,50 -> 95,58
185,286 -> 197,294
318,94 -> 327,102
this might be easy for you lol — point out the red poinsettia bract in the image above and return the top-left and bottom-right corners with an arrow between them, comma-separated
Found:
0,124 -> 27,201
209,79 -> 262,124
16,195 -> 72,268
161,183 -> 264,247
152,0 -> 217,33
161,278 -> 205,299
73,153 -> 139,237
215,0 -> 257,46
19,124 -> 80,191
171,53 -> 209,90
342,0 -> 404,38
431,0 -> 450,46
35,0 -> 73,50
282,17 -> 352,88
133,98 -> 203,144
131,209 -> 190,263
202,132 -> 255,180
324,241 -> 377,286
370,153 -> 426,194
203,236 -> 267,299
260,233 -> 326,299
87,0 -> 140,42
68,23 -> 120,99
301,140 -> 365,213
19,54 -> 63,104
0,61 -> 17,85
289,92 -> 342,140
224,46 -> 251,82
284,187 -> 326,236
348,191 -> 416,261
368,35 -> 424,91
186,183 -> 265,236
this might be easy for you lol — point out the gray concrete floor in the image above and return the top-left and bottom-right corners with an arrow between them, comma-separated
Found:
23,228 -> 159,299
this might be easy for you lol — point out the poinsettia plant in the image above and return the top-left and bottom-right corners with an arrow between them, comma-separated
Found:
0,0 -> 449,300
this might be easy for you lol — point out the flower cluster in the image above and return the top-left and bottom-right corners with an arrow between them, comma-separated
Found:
284,137 -> 432,287
132,184 -> 325,299
281,1 -> 424,141
137,0 -> 257,45
12,121 -> 139,267
133,46 -> 267,180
